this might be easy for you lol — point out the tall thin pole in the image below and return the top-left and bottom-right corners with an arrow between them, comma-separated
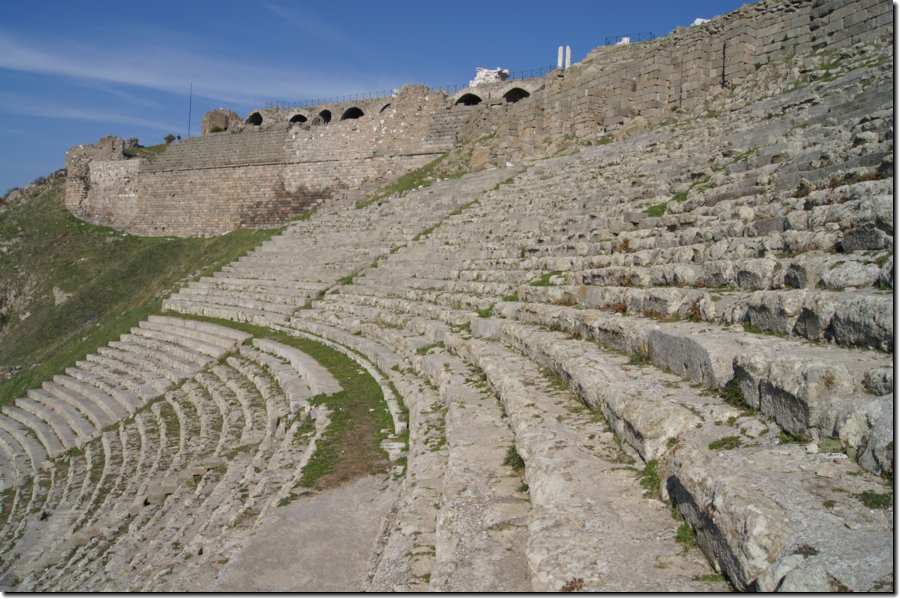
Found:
187,82 -> 193,138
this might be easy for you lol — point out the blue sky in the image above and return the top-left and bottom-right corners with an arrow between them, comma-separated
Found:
0,0 -> 748,194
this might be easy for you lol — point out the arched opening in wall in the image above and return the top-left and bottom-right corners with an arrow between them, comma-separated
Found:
379,103 -> 391,113
455,93 -> 483,106
341,107 -> 365,120
316,109 -> 332,124
503,87 -> 530,104
289,114 -> 308,124
245,112 -> 263,126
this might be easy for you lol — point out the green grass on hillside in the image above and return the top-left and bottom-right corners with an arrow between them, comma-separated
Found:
355,153 -> 464,209
122,143 -> 169,159
0,177 -> 280,405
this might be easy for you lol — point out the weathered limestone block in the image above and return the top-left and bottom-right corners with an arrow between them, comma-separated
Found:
827,294 -> 893,352
746,290 -> 806,335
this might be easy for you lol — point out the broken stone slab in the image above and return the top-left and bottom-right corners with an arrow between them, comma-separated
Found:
669,441 -> 892,592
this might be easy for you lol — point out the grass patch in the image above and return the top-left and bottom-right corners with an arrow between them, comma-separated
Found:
411,224 -> 438,243
637,459 -> 661,500
476,305 -> 494,318
122,143 -> 169,159
643,202 -> 667,217
503,444 -> 525,472
355,153 -> 463,209
718,379 -> 754,413
529,271 -> 563,287
777,430 -> 806,445
675,521 -> 697,547
416,341 -> 444,356
708,436 -> 742,451
0,177 -> 279,406
501,291 -> 519,302
854,490 -> 892,510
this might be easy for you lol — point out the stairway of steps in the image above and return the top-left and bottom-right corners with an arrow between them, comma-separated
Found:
264,45 -> 894,591
162,166 -> 519,326
0,318 -> 347,591
0,38 -> 892,592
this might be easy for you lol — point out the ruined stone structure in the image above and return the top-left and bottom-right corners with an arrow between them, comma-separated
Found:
63,0 -> 891,237
4,0 -> 894,592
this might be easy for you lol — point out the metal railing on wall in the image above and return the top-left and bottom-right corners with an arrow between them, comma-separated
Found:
265,64 -> 559,110
603,32 -> 655,45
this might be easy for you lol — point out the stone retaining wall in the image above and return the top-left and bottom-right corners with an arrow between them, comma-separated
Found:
64,0 -> 892,236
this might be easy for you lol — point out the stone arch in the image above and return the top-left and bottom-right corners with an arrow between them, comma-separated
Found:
316,109 -> 332,124
341,107 -> 365,120
379,103 -> 392,113
289,113 -> 308,124
455,93 -> 483,106
502,87 -> 531,104
245,112 -> 263,126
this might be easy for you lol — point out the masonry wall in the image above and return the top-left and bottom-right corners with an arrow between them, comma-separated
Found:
64,0 -> 892,237
452,0 -> 893,164
65,85 -> 463,236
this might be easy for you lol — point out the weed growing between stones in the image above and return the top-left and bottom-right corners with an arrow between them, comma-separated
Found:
675,521 -> 697,548
854,490 -> 892,510
637,459 -> 661,500
708,436 -> 742,451
529,271 -> 563,287
503,444 -> 525,472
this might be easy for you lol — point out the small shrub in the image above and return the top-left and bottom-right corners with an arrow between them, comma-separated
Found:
502,291 -> 519,302
209,126 -> 224,133
164,134 -> 177,144
561,578 -> 585,592
777,430 -> 806,445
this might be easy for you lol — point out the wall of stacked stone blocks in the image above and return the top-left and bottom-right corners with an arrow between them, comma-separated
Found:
63,0 -> 892,237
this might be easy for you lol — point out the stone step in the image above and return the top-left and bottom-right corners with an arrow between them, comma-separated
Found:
41,380 -> 116,430
2,405 -> 67,458
237,347 -> 312,412
367,372 -> 447,592
519,284 -> 893,352
418,349 -> 531,592
162,298 -> 290,328
18,394 -> 89,447
442,334 -> 728,592
169,287 -> 298,315
53,374 -> 134,421
25,389 -> 96,443
251,338 -> 341,396
454,322 -> 892,591
0,413 -> 49,467
491,304 -> 892,476
137,318 -> 245,355
79,354 -> 168,399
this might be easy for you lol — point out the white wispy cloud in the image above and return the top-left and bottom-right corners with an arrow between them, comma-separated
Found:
0,93 -> 182,132
258,2 -> 359,51
0,31 -> 400,106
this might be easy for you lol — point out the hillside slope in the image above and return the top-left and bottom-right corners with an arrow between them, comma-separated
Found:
0,174 -> 278,404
